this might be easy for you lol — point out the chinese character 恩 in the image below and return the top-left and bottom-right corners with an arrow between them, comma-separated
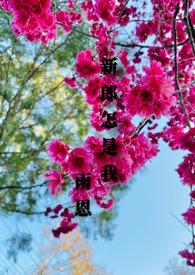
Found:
75,200 -> 92,217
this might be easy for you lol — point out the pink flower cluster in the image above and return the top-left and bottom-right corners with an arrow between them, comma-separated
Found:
0,0 -> 83,44
125,61 -> 176,118
45,168 -> 64,195
136,21 -> 158,42
44,205 -> 78,238
177,154 -> 195,186
182,208 -> 195,225
56,10 -> 82,34
76,49 -> 101,79
179,250 -> 195,267
81,0 -> 133,27
0,0 -> 56,44
2,0 -> 194,258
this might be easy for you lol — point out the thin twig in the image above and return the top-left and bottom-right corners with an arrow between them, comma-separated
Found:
171,213 -> 192,234
57,23 -> 189,49
0,181 -> 47,190
130,115 -> 155,138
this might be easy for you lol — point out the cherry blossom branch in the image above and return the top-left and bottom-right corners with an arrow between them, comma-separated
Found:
115,39 -> 189,49
118,0 -> 129,22
184,0 -> 195,57
130,115 -> 155,138
173,3 -> 191,128
171,213 -> 192,234
57,23 -> 189,50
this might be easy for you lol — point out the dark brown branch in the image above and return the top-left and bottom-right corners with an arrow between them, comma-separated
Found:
173,4 -> 180,91
115,39 -> 189,49
130,115 -> 155,138
173,3 -> 191,128
184,0 -> 195,57
0,181 -> 47,190
118,0 -> 130,22
0,149 -> 42,154
58,23 -> 189,49
189,15 -> 195,44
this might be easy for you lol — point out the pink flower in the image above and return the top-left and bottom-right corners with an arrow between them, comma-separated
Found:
75,49 -> 101,79
52,219 -> 78,238
96,0 -> 117,26
90,105 -> 105,132
0,0 -> 11,12
179,249 -> 195,266
190,190 -> 195,200
56,10 -> 82,34
119,50 -> 129,66
96,197 -> 115,209
125,61 -> 175,117
3,0 -> 56,44
118,114 -> 135,136
45,169 -> 64,195
180,128 -> 195,153
136,21 -> 158,42
84,77 -> 103,105
116,5 -> 132,26
47,140 -> 69,165
69,187 -> 93,203
60,207 -> 75,219
64,76 -> 77,88
84,136 -> 102,154
93,180 -> 111,198
177,154 -> 195,186
68,147 -> 91,174
128,133 -> 159,175
53,204 -> 63,214
182,207 -> 195,225
52,207 -> 78,238
148,47 -> 170,66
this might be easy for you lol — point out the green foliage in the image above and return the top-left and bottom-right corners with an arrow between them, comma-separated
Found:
0,11 -> 91,214
100,210 -> 114,222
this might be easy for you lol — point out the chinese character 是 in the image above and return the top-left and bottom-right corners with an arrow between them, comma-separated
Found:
103,138 -> 117,155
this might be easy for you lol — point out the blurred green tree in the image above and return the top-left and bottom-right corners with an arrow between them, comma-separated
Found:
0,9 -> 90,214
0,6 -> 132,243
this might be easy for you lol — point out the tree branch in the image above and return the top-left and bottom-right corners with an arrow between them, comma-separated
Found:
173,3 -> 191,128
130,115 -> 155,138
184,0 -> 195,57
0,181 -> 47,190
